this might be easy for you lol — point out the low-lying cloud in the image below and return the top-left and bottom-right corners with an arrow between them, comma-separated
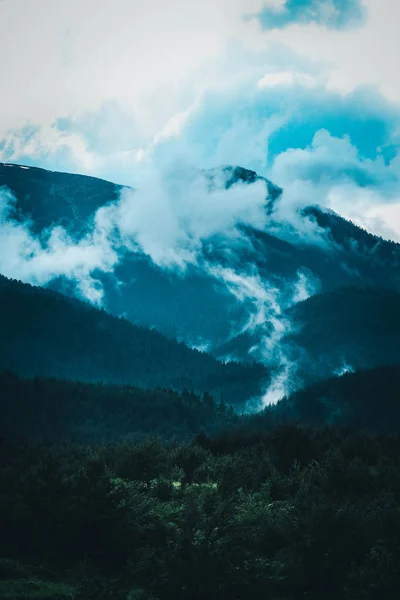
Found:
103,166 -> 271,269
0,186 -> 118,303
0,163 -> 276,302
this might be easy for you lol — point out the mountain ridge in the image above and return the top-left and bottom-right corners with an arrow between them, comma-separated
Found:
0,273 -> 268,406
2,162 -> 400,394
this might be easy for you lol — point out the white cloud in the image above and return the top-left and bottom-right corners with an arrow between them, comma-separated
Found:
263,0 -> 400,103
333,192 -> 400,243
104,166 -> 270,268
2,0 -> 400,245
0,0 -> 267,135
0,187 -> 118,303
266,128 -> 400,241
258,70 -> 317,88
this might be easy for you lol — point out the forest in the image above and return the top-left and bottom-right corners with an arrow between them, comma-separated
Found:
1,367 -> 400,598
1,425 -> 400,599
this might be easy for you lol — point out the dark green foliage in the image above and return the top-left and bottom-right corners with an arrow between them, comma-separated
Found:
2,426 -> 400,599
0,274 -> 268,406
0,372 -> 238,443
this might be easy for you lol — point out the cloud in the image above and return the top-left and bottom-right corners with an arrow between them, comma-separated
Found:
254,0 -> 367,30
326,187 -> 400,243
258,70 -> 317,88
3,45 -> 400,243
205,264 -> 320,407
266,128 -> 400,241
292,267 -> 320,303
0,187 -> 118,303
97,165 -> 272,269
271,129 -> 399,192
2,1 -> 400,246
264,1 -> 400,103
206,265 -> 283,334
0,0 -> 266,135
208,265 -> 320,408
0,160 -> 276,304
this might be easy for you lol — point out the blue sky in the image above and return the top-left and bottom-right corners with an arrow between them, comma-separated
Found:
1,0 -> 400,240
255,0 -> 367,30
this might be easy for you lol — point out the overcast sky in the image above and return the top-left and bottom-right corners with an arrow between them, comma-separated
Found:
1,0 -> 400,239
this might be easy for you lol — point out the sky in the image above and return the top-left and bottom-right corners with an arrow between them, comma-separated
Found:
1,0 -> 400,240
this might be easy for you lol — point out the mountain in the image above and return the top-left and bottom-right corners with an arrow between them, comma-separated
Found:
220,286 -> 400,393
3,166 -> 400,600
0,161 -> 120,235
264,364 -> 400,432
284,287 -> 400,385
2,161 -> 400,388
0,274 -> 268,405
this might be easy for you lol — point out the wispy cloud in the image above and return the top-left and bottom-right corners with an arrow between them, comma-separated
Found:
0,186 -> 118,303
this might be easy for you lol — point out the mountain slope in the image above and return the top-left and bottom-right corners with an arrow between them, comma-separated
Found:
0,275 -> 268,405
2,162 -> 400,362
267,365 -> 400,432
0,162 -> 120,235
284,287 -> 400,385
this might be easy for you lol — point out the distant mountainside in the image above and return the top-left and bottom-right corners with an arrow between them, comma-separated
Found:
0,275 -> 268,405
0,162 -> 120,235
2,161 -> 400,390
264,365 -> 400,433
221,287 -> 400,391
284,287 -> 400,385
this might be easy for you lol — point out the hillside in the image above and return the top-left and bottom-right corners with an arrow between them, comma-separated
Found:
0,162 -> 120,235
0,275 -> 268,405
3,162 -> 400,353
263,365 -> 400,432
284,287 -> 400,385
0,371 -> 238,442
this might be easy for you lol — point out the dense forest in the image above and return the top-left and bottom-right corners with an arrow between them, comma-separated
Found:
0,371 -> 239,443
2,426 -> 400,599
2,365 -> 400,446
0,275 -> 268,406
1,365 -> 400,598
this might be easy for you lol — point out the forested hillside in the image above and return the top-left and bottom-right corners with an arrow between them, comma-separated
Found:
0,371 -> 238,443
284,287 -> 400,384
0,275 -> 268,405
253,365 -> 400,433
